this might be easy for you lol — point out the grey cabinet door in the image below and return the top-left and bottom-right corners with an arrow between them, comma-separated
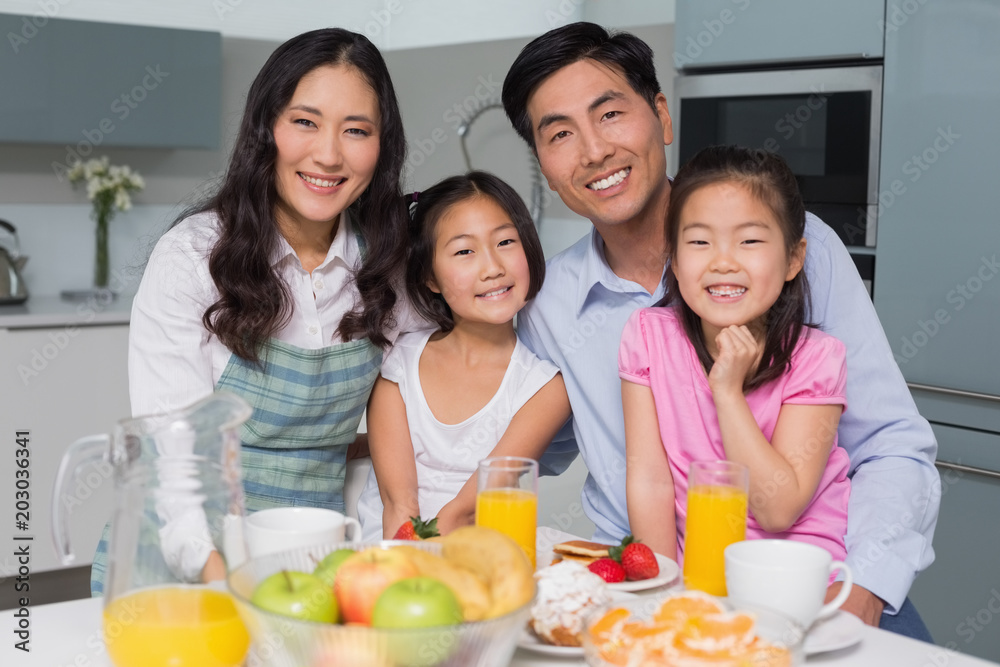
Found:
0,15 -> 220,149
674,0 -> 884,69
909,424 -> 1000,661
873,0 -> 1000,402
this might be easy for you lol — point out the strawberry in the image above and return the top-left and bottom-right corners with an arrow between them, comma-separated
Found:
609,535 -> 660,581
392,516 -> 440,540
588,557 -> 626,583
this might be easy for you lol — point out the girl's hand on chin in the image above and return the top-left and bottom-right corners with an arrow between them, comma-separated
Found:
709,325 -> 763,396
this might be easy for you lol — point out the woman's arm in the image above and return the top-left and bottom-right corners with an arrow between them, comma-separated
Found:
710,326 -> 842,532
622,380 -> 677,559
129,232 -> 217,418
435,374 -> 572,534
129,228 -> 221,582
367,375 -> 421,538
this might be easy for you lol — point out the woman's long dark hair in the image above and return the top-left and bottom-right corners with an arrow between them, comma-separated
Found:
662,146 -> 811,390
180,28 -> 407,362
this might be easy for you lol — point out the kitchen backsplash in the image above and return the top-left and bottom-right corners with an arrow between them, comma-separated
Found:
0,204 -> 179,298
0,204 -> 591,300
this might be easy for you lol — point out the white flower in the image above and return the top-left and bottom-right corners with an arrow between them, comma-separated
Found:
115,189 -> 131,211
67,155 -> 145,220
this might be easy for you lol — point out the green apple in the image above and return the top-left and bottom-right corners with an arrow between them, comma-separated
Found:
371,577 -> 462,629
371,577 -> 462,666
314,548 -> 357,587
250,569 -> 338,623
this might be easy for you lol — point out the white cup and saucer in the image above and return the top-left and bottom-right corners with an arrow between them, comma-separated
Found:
725,540 -> 864,654
227,506 -> 362,568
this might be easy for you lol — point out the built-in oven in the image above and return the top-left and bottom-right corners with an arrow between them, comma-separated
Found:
674,65 -> 882,296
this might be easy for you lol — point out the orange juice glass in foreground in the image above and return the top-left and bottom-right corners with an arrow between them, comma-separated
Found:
476,456 -> 538,567
683,460 -> 749,596
104,586 -> 249,667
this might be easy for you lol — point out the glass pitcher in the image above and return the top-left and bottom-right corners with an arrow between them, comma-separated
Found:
51,392 -> 253,667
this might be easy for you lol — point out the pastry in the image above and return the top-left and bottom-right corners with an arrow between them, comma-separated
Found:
529,560 -> 611,647
550,539 -> 611,566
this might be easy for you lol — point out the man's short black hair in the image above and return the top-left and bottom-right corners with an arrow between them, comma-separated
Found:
502,22 -> 662,150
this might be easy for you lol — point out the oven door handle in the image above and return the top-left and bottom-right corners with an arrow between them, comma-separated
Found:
907,382 -> 1000,404
935,460 -> 1000,481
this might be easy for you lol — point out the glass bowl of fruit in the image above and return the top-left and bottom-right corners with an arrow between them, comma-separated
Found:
226,526 -> 536,667
581,590 -> 805,666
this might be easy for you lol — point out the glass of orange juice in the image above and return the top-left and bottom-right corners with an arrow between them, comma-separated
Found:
476,456 -> 539,567
683,460 -> 749,596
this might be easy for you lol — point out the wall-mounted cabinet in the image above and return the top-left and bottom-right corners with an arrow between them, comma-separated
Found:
0,14 -> 221,149
674,0 -> 884,69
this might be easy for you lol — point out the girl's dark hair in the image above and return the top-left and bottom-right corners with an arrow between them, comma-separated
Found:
502,22 -> 662,150
406,171 -> 546,332
662,145 -> 811,390
180,28 -> 407,362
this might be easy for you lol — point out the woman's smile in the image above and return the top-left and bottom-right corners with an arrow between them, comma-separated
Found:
272,64 -> 381,235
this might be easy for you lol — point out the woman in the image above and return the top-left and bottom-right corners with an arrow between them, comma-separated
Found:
92,28 -> 414,592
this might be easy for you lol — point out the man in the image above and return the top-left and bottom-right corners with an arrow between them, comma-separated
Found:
502,22 -> 939,639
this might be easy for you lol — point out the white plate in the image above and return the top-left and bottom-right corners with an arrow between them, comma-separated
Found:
608,553 -> 681,592
804,610 -> 864,655
518,630 -> 584,658
518,591 -> 637,657
536,550 -> 681,593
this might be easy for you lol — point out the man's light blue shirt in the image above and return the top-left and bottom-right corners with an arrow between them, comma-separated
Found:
517,213 -> 939,614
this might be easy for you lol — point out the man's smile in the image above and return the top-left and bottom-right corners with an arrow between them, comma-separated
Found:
587,167 -> 631,191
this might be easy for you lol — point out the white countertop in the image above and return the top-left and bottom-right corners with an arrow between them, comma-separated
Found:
4,594 -> 996,667
4,528 -> 995,667
0,293 -> 133,329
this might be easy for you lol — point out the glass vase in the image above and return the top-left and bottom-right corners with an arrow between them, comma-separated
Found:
95,211 -> 110,289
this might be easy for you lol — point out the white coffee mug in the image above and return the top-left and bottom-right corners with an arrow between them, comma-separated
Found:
724,539 -> 853,628
243,507 -> 361,561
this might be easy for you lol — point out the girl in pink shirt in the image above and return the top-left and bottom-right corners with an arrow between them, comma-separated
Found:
619,145 -> 850,565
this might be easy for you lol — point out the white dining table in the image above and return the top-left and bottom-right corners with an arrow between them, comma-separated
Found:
3,528 -> 996,667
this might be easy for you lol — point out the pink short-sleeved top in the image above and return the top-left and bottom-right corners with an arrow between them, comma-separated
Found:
618,307 -> 850,563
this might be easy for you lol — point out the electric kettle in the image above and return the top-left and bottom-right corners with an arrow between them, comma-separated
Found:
0,219 -> 29,304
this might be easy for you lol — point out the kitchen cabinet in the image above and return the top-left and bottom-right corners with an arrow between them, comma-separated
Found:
0,323 -> 129,574
0,14 -> 221,149
874,0 -> 1000,660
909,425 -> 1000,661
674,0 -> 884,69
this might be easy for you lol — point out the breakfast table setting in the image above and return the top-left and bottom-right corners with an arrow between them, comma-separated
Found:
5,393 -> 997,667
3,525 -> 997,667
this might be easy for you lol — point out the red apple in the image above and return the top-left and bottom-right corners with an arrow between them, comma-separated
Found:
314,548 -> 357,587
334,547 -> 418,625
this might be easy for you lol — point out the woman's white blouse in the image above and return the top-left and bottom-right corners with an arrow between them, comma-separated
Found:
128,210 -> 419,582
129,210 -> 414,418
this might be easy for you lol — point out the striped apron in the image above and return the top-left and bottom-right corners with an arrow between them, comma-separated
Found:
216,336 -> 381,513
91,336 -> 381,595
